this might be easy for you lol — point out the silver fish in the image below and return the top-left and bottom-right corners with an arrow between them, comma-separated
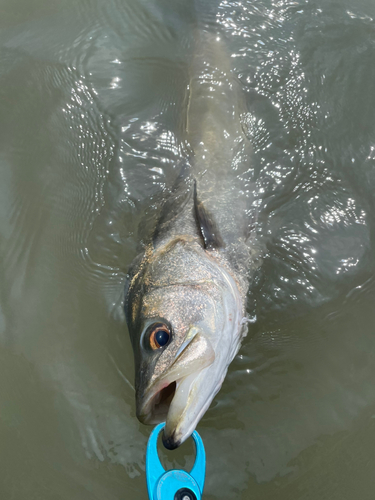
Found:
124,31 -> 253,449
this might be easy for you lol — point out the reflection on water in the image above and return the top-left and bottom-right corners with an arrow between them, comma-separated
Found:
1,0 -> 375,498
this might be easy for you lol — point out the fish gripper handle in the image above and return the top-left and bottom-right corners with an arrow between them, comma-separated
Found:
146,423 -> 206,500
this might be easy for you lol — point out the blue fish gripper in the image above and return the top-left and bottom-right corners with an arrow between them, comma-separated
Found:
146,423 -> 206,500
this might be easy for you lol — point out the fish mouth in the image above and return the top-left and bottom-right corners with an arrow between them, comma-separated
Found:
137,330 -> 216,449
139,381 -> 177,425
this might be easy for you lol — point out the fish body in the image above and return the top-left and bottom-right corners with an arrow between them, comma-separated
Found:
125,31 -> 253,449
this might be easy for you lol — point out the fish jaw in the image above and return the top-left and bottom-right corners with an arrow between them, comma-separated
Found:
162,366 -> 226,449
137,331 -> 215,427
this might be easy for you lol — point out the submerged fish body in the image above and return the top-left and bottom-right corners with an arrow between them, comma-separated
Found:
125,31 -> 253,449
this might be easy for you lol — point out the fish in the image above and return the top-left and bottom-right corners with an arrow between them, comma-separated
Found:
124,30 -> 254,449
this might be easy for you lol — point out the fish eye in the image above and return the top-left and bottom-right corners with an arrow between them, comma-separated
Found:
148,323 -> 171,350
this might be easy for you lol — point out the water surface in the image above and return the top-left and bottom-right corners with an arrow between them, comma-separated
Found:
1,0 -> 375,498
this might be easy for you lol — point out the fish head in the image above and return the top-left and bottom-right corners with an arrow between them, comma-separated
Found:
125,239 -> 245,449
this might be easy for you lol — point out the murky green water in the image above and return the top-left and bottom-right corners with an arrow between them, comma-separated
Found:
1,0 -> 375,498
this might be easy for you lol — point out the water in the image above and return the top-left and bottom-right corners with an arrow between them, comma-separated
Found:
1,0 -> 375,498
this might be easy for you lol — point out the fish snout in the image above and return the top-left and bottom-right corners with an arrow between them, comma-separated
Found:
138,330 -> 215,444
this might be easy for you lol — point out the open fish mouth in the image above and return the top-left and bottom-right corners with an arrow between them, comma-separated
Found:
137,331 -> 216,448
138,372 -> 209,449
139,380 -> 177,425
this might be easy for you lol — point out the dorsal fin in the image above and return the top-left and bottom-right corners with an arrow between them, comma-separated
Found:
152,160 -> 193,246
193,180 -> 224,250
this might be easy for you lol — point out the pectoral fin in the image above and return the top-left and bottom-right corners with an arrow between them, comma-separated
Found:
194,180 -> 224,250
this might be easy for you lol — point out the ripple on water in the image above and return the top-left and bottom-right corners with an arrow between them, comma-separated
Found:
1,0 -> 375,498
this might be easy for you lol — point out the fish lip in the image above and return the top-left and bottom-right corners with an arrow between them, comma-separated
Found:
162,430 -> 181,450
